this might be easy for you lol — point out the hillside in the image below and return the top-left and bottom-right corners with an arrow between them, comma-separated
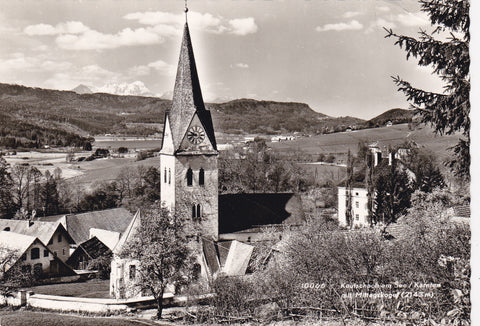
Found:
367,108 -> 415,127
0,83 -> 367,147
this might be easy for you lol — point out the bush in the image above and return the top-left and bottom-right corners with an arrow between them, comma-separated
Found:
211,276 -> 256,317
255,190 -> 471,323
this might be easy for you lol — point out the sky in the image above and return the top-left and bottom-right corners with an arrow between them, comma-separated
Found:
0,0 -> 456,119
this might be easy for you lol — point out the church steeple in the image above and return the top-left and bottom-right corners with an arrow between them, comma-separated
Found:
165,22 -> 217,153
159,12 -> 219,241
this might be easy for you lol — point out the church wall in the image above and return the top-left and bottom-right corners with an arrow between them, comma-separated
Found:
110,257 -> 142,299
174,155 -> 218,241
160,154 -> 176,210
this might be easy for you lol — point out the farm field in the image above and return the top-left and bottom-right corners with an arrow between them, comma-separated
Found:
93,138 -> 162,150
269,124 -> 460,162
2,124 -> 459,188
3,151 -> 85,179
3,152 -> 159,190
68,156 -> 159,189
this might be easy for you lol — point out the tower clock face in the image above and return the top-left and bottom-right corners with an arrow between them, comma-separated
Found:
187,125 -> 205,144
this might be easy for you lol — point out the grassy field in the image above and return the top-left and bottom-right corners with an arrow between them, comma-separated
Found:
269,124 -> 460,162
68,156 -> 159,190
2,124 -> 459,188
0,310 -> 158,326
25,279 -> 110,298
93,139 -> 162,150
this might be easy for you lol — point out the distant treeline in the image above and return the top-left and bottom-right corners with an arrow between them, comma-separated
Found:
0,111 -> 93,149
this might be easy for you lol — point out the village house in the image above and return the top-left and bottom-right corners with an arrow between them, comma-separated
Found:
337,144 -> 417,229
0,231 -> 76,280
39,207 -> 134,249
0,219 -> 74,262
337,186 -> 369,228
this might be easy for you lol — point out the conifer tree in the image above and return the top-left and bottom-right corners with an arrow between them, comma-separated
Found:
0,158 -> 15,219
385,0 -> 470,180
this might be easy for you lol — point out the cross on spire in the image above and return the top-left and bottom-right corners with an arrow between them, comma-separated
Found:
184,0 -> 188,22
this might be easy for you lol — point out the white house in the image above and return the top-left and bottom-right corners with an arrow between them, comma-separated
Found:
337,187 -> 370,228
0,231 -> 76,280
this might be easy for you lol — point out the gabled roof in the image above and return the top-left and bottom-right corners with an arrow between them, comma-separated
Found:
0,231 -> 37,256
166,23 -> 216,152
113,210 -> 141,255
66,236 -> 112,268
218,193 -> 305,234
39,208 -> 134,244
0,219 -> 73,245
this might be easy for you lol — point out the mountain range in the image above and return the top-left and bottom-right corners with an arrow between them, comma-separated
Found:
0,83 -> 413,148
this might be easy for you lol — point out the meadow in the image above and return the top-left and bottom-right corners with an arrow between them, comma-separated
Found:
2,123 -> 458,188
269,123 -> 459,162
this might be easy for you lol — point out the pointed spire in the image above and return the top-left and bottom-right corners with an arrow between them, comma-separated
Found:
167,21 -> 217,152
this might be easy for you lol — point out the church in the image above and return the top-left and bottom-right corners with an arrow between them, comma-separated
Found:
110,13 -> 304,299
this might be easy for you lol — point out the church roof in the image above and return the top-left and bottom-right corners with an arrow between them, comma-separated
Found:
39,208 -> 134,245
218,193 -> 305,234
167,23 -> 216,152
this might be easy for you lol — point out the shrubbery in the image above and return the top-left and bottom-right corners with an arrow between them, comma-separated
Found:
203,189 -> 470,324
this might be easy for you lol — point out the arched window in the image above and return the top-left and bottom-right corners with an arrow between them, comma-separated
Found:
168,168 -> 171,184
197,204 -> 201,218
192,204 -> 201,220
192,263 -> 201,280
186,168 -> 193,186
199,168 -> 205,186
164,168 -> 167,183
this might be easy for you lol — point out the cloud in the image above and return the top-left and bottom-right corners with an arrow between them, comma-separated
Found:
396,12 -> 430,27
234,63 -> 249,69
0,53 -> 72,73
228,17 -> 258,35
343,11 -> 362,19
125,11 -> 257,35
44,64 -> 122,90
366,18 -> 397,33
55,27 -> 163,50
377,6 -> 391,12
129,60 -> 175,77
315,20 -> 363,32
365,11 -> 429,33
24,21 -> 89,35
24,12 -> 257,51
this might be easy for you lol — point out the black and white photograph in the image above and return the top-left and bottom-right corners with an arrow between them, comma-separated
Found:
0,0 -> 473,325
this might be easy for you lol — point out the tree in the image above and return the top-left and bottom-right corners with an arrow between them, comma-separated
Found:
385,0 -> 470,180
372,162 -> 413,225
0,248 -> 33,295
10,164 -> 32,213
42,170 -> 59,216
0,158 -> 15,219
404,148 -> 446,192
120,203 -> 195,319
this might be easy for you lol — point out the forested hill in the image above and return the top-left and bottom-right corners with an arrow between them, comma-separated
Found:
367,108 -> 415,127
0,83 -> 365,143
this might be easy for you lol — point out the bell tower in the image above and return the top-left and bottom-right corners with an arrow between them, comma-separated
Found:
159,18 -> 218,241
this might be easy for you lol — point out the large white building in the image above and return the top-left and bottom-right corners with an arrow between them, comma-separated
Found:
337,187 -> 369,228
